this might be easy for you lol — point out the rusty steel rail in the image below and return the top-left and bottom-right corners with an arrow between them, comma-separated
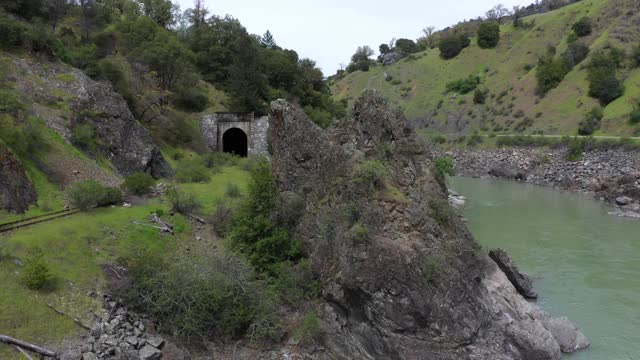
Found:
0,209 -> 80,233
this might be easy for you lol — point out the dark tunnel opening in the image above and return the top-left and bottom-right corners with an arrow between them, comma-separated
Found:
222,128 -> 248,157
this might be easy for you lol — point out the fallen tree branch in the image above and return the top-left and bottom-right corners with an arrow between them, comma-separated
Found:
46,304 -> 91,330
0,334 -> 57,358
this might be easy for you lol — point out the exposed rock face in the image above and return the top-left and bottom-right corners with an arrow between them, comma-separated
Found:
10,56 -> 171,178
0,147 -> 37,213
269,92 -> 588,359
489,248 -> 537,299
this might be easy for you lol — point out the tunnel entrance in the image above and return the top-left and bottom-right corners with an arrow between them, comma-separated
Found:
222,128 -> 248,157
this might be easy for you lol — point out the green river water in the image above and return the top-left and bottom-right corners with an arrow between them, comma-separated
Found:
449,177 -> 640,360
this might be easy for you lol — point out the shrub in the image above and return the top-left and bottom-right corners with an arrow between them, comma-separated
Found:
434,157 -> 455,178
350,223 -> 369,244
67,180 -> 122,210
572,17 -> 592,37
439,33 -> 470,59
352,160 -> 387,192
578,107 -> 603,135
71,123 -> 99,153
433,134 -> 447,144
21,247 -> 53,291
116,245 -> 277,342
467,133 -> 484,146
395,38 -> 418,53
0,114 -> 49,157
304,105 -> 332,129
122,172 -> 155,195
630,108 -> 640,125
633,44 -> 640,68
172,85 -> 209,112
446,75 -> 481,94
477,22 -> 500,49
294,311 -> 323,345
566,138 -> 585,161
422,256 -> 444,283
225,183 -> 241,198
536,56 -> 568,95
166,187 -> 201,214
175,160 -> 210,183
473,88 -> 487,104
587,49 -> 625,105
209,202 -> 234,237
429,198 -> 454,226
270,260 -> 320,306
564,42 -> 589,69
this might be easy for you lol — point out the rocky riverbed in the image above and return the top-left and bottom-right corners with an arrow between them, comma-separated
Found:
443,147 -> 640,218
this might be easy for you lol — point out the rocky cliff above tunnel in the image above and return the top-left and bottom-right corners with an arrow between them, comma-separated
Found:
268,92 -> 589,360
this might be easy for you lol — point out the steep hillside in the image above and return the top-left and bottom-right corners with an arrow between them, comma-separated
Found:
332,0 -> 640,136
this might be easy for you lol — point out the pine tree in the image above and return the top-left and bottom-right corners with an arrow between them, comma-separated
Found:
261,30 -> 276,49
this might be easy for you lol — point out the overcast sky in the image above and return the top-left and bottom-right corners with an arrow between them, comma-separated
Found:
174,0 -> 534,75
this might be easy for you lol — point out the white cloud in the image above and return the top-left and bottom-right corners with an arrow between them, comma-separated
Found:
174,0 -> 533,75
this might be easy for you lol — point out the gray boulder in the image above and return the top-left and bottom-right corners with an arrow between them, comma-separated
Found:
541,316 -> 590,353
616,196 -> 632,206
490,248 -> 538,299
139,345 -> 162,360
382,52 -> 404,65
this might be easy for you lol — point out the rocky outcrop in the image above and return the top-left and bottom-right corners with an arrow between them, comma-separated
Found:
269,93 -> 589,359
10,56 -> 171,178
0,147 -> 37,213
445,147 -> 640,218
489,248 -> 537,299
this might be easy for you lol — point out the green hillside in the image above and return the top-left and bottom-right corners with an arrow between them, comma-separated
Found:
332,0 -> 640,136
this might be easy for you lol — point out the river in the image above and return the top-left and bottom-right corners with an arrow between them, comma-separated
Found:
449,177 -> 640,360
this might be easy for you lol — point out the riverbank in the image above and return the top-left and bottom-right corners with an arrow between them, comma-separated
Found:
441,146 -> 640,218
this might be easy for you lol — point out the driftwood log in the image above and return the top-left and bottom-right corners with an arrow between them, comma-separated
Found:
0,334 -> 57,358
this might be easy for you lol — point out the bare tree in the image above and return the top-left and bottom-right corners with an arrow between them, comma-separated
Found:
388,37 -> 396,49
422,26 -> 435,38
188,0 -> 209,27
486,4 -> 512,24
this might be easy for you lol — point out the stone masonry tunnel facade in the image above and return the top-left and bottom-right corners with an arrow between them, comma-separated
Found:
200,113 -> 269,157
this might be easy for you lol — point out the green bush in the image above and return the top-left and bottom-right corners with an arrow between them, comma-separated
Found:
564,42 -> 589,69
0,114 -> 49,157
536,56 -> 568,95
629,108 -> 640,125
477,22 -> 500,49
294,311 -> 323,345
429,198 -> 454,226
269,260 -> 320,306
116,245 -> 277,342
473,88 -> 487,104
209,202 -> 234,237
446,75 -> 481,94
21,247 -> 54,291
225,183 -> 241,198
350,222 -> 369,244
578,107 -> 603,136
66,180 -> 122,211
172,84 -> 209,112
422,256 -> 444,283
122,172 -> 155,195
352,160 -> 387,192
175,160 -> 210,183
304,105 -> 332,129
71,123 -> 99,153
566,138 -> 585,161
439,33 -> 470,59
632,45 -> 640,68
166,187 -> 201,214
572,16 -> 592,37
587,49 -> 625,105
434,157 -> 455,178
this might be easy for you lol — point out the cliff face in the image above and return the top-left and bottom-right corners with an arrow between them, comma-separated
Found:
9,56 -> 171,178
0,147 -> 37,214
269,93 -> 588,359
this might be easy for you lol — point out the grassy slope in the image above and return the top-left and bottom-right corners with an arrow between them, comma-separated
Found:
0,164 -> 249,359
332,0 -> 640,136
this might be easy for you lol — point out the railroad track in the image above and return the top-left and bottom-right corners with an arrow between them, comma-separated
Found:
0,209 -> 80,233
